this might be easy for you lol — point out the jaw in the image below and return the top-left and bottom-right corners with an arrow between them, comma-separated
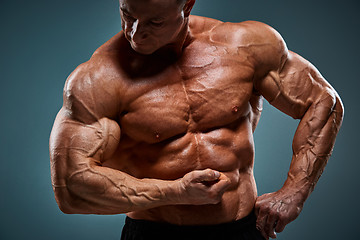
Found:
130,41 -> 159,55
126,17 -> 191,56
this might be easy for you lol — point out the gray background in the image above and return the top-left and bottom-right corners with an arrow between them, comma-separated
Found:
1,0 -> 359,239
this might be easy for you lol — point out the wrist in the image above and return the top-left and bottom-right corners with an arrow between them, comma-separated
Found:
280,179 -> 312,203
141,178 -> 184,205
165,179 -> 185,205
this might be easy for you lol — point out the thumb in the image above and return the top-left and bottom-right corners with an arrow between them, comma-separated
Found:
193,169 -> 221,182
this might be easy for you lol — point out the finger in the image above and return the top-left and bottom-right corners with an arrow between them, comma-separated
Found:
275,218 -> 286,233
255,193 -> 270,217
254,196 -> 265,217
256,207 -> 269,240
194,169 -> 220,182
210,175 -> 231,193
265,210 -> 278,239
254,200 -> 261,217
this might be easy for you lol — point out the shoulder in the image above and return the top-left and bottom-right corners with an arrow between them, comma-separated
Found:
63,44 -> 124,123
211,21 -> 288,70
189,17 -> 285,47
92,31 -> 126,56
189,15 -> 223,34
211,20 -> 286,50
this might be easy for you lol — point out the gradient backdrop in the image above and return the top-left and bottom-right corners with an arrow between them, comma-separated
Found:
1,0 -> 359,239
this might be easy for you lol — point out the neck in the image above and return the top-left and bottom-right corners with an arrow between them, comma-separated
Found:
156,17 -> 192,58
173,18 -> 192,56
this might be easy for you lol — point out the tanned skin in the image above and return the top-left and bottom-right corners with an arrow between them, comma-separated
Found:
49,0 -> 344,239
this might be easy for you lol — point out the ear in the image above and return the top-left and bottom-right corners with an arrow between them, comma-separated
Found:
183,0 -> 195,17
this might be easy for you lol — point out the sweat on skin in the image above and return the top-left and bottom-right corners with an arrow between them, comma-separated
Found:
49,0 -> 344,239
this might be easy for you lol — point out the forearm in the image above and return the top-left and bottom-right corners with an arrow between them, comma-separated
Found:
282,92 -> 344,200
54,156 -> 231,215
57,160 -> 180,214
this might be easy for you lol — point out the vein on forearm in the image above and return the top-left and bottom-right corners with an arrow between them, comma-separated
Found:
288,93 -> 342,194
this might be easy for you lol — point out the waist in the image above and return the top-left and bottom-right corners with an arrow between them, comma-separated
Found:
127,173 -> 257,225
124,208 -> 257,230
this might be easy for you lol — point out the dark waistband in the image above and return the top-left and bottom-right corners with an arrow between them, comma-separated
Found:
124,209 -> 257,232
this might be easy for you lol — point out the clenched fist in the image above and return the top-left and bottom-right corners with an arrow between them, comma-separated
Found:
176,169 -> 231,205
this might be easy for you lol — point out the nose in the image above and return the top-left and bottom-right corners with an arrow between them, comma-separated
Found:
130,20 -> 149,43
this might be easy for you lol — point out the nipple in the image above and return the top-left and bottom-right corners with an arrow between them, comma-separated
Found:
155,132 -> 160,139
232,106 -> 239,113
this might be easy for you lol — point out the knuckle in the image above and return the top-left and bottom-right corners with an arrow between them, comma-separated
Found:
262,204 -> 270,213
269,209 -> 279,218
207,170 -> 215,178
254,201 -> 261,209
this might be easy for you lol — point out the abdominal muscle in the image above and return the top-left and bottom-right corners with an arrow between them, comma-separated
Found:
103,118 -> 258,225
127,171 -> 257,225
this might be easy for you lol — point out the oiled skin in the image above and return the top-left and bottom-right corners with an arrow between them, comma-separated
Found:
50,13 -> 343,238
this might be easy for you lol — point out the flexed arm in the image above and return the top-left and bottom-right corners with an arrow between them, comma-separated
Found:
50,109 -> 176,214
249,23 -> 344,239
50,61 -> 230,215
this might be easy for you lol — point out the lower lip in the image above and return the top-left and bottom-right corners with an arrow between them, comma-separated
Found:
131,41 -> 155,54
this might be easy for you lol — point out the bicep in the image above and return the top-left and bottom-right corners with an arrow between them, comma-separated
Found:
254,51 -> 336,119
50,108 -> 121,187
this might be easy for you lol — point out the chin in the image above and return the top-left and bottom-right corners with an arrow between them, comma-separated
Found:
131,42 -> 158,55
133,48 -> 157,55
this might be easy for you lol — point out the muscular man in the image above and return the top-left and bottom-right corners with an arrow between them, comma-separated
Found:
49,0 -> 344,239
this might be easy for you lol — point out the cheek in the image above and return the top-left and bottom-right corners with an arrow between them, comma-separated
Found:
157,19 -> 182,39
165,18 -> 184,40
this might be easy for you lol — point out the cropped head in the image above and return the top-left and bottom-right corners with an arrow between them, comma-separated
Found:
119,0 -> 195,54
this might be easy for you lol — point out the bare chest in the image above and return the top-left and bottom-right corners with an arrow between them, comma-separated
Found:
120,42 -> 255,143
